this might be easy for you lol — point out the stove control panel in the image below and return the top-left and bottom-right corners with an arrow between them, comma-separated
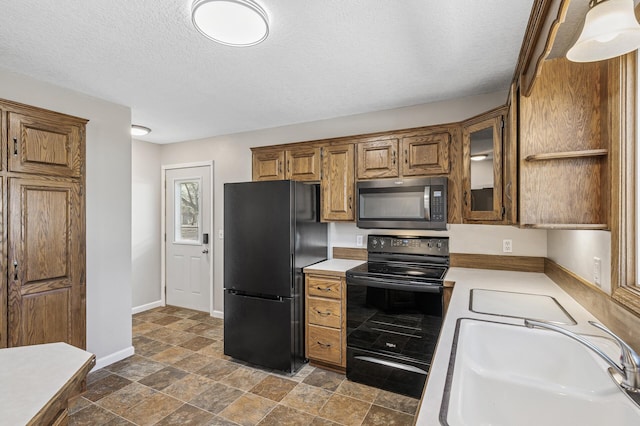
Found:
368,235 -> 449,256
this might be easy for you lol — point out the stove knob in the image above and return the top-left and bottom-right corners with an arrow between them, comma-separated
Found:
372,239 -> 378,247
427,241 -> 433,248
380,239 -> 385,247
436,242 -> 442,249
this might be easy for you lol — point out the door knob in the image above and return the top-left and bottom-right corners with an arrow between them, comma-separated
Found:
202,249 -> 209,254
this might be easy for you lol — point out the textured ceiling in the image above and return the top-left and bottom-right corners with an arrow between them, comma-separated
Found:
0,1 -> 534,144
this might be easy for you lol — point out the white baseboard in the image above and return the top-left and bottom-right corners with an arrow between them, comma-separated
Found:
92,345 -> 135,371
132,300 -> 164,315
212,310 -> 224,319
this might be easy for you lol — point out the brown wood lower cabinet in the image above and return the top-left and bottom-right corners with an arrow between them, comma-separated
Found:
305,272 -> 346,371
8,177 -> 84,348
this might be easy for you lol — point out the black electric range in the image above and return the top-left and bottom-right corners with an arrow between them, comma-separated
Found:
345,235 -> 449,398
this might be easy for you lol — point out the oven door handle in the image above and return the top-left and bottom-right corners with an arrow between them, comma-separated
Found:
354,356 -> 428,375
346,275 -> 442,293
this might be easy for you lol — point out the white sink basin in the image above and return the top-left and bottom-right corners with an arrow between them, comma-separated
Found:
442,319 -> 640,426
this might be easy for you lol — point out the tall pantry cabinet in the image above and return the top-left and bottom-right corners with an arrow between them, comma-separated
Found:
0,99 -> 86,350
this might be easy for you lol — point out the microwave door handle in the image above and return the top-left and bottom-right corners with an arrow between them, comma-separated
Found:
424,186 -> 431,221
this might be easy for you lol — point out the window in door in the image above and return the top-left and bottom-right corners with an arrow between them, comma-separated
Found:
174,178 -> 202,244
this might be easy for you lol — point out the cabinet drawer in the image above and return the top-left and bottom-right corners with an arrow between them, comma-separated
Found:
308,324 -> 341,365
307,275 -> 342,299
308,297 -> 341,328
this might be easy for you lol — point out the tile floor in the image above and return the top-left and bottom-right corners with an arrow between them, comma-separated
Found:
69,306 -> 419,425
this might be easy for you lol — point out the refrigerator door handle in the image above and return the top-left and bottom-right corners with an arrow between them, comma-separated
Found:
227,290 -> 285,302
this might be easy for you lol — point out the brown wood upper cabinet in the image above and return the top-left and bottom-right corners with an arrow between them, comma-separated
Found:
285,146 -> 321,181
252,149 -> 285,181
400,132 -> 450,176
356,132 -> 450,180
321,144 -> 355,221
8,111 -> 83,177
518,58 -> 608,229
462,108 -> 505,223
356,138 -> 399,179
252,146 -> 321,182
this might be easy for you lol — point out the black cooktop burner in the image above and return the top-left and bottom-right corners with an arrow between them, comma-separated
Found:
348,261 -> 447,282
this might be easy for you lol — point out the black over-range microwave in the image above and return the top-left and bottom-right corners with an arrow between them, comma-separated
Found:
356,177 -> 447,230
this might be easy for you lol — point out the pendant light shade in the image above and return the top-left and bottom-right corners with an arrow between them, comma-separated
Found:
192,0 -> 269,47
567,0 -> 640,62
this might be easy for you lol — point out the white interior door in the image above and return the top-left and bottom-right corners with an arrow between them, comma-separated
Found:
165,166 -> 211,312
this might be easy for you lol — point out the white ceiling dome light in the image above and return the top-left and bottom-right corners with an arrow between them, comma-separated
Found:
191,0 -> 269,47
567,0 -> 640,62
131,125 -> 151,136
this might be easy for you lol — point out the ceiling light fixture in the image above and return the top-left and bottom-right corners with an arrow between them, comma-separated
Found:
131,125 -> 151,136
471,154 -> 488,162
567,0 -> 640,62
191,0 -> 269,47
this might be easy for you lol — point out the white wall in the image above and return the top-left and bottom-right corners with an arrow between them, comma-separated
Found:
330,223 -> 547,257
132,140 -> 162,311
0,68 -> 134,369
547,230 -> 611,294
155,90 -> 545,315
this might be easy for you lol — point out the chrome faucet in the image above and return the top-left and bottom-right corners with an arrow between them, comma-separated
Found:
524,319 -> 640,392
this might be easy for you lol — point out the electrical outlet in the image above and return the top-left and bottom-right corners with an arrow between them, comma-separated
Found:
502,239 -> 512,253
356,235 -> 364,247
594,257 -> 601,287
218,229 -> 224,239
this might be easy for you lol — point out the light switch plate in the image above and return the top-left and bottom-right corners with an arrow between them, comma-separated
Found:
356,235 -> 364,247
218,229 -> 224,239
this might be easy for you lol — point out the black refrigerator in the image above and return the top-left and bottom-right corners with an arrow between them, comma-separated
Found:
223,180 -> 327,373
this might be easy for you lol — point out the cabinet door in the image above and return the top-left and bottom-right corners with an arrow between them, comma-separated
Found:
462,114 -> 504,222
0,178 -> 4,348
252,149 -> 285,181
504,84 -> 518,225
356,139 -> 399,179
8,112 -> 82,177
285,146 -> 321,181
321,144 -> 355,221
401,132 -> 450,176
7,177 -> 84,349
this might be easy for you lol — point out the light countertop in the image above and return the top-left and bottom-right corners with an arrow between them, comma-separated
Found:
415,267 -> 615,425
0,342 -> 94,425
303,259 -> 365,276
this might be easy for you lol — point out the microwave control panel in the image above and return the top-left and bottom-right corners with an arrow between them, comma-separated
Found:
431,186 -> 445,222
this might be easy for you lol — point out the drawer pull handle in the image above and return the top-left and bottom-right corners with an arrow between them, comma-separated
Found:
317,341 -> 332,348
315,310 -> 332,317
316,286 -> 331,292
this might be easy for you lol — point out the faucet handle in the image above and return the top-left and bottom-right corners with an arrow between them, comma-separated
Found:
588,321 -> 640,364
588,321 -> 640,390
